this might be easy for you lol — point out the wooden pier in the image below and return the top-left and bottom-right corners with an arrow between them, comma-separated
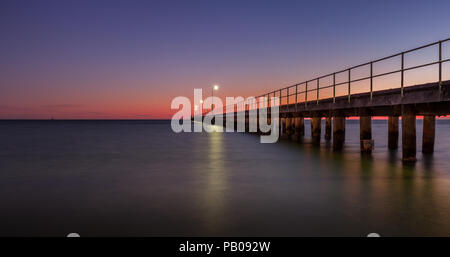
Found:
210,39 -> 450,162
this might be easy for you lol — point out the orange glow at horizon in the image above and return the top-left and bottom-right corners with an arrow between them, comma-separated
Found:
2,40 -> 449,119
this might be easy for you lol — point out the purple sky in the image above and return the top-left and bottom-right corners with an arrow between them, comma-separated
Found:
1,0 -> 449,118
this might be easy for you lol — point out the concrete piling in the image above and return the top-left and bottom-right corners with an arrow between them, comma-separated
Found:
311,117 -> 321,146
245,110 -> 249,132
402,107 -> 416,162
422,115 -> 435,154
360,116 -> 373,153
325,117 -> 332,140
223,96 -> 439,166
388,116 -> 399,149
285,117 -> 292,138
293,117 -> 305,141
281,117 -> 287,138
235,112 -> 240,131
333,116 -> 345,151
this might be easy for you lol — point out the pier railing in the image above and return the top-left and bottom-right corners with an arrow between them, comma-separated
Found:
202,38 -> 450,116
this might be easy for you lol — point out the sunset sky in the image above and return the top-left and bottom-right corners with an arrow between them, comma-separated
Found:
1,0 -> 449,119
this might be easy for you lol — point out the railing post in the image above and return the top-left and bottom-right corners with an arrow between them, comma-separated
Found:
267,93 -> 275,107
370,62 -> 373,100
259,97 -> 261,110
348,69 -> 351,103
235,39 -> 448,123
316,78 -> 319,105
401,52 -> 404,98
333,73 -> 336,103
287,87 -> 289,111
279,89 -> 282,111
272,92 -> 274,107
305,81 -> 308,107
439,41 -> 442,95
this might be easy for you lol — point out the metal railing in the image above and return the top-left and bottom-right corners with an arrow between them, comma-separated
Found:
204,38 -> 450,116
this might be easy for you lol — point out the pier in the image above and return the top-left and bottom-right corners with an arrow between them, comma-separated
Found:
209,39 -> 450,162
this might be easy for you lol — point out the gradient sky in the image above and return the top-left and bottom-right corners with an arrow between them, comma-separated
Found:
1,0 -> 449,119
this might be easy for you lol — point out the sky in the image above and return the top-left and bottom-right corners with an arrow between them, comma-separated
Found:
0,0 -> 449,119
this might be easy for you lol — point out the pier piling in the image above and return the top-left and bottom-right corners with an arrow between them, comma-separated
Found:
325,117 -> 332,140
402,107 -> 417,162
211,39 -> 450,166
422,115 -> 436,154
281,118 -> 287,138
388,116 -> 399,149
245,111 -> 249,132
294,117 -> 305,141
236,111 -> 240,131
333,117 -> 345,151
360,116 -> 373,153
311,117 -> 321,146
286,117 -> 292,138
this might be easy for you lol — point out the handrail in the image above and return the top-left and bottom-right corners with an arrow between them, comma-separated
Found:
201,38 -> 450,116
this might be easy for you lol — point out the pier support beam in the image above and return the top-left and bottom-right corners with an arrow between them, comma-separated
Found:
422,115 -> 435,154
325,117 -> 332,141
360,116 -> 373,153
402,107 -> 416,162
388,116 -> 399,150
311,117 -> 321,146
333,117 -> 345,151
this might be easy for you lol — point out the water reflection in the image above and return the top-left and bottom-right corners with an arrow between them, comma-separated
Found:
388,150 -> 398,164
422,154 -> 434,171
202,125 -> 227,233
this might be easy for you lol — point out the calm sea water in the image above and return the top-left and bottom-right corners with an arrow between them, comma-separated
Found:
1,119 -> 450,236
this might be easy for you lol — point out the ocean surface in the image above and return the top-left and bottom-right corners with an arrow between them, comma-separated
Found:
1,119 -> 450,236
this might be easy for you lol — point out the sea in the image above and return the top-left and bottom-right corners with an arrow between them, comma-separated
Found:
1,119 -> 450,236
